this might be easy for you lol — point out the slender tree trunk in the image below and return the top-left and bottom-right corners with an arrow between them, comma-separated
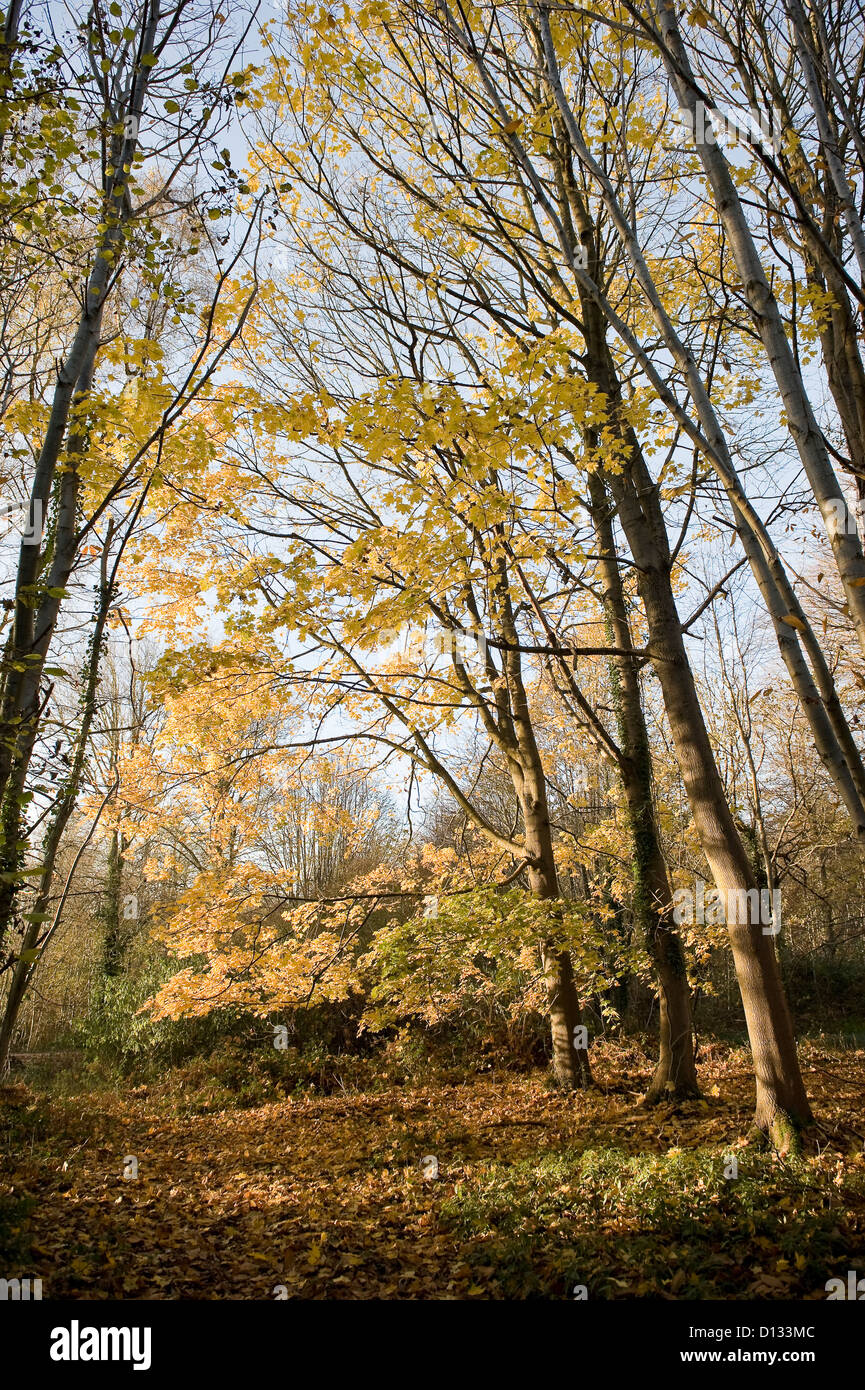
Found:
535,69 -> 812,1132
497,582 -> 594,1090
782,0 -> 865,282
524,801 -> 594,1090
541,940 -> 592,1088
0,567 -> 114,1072
578,272 -> 809,1134
0,0 -> 160,958
608,452 -> 811,1142
586,469 -> 699,1100
809,256 -> 865,484
652,0 -> 865,657
537,27 -> 865,834
101,828 -> 126,978
556,182 -> 806,1126
0,390 -> 91,944
0,939 -> 30,1072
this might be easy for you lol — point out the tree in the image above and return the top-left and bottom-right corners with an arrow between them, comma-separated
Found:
245,0 -> 809,1136
0,0 -> 262,1062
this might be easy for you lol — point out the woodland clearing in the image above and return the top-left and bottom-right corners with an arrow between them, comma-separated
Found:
3,1040 -> 864,1301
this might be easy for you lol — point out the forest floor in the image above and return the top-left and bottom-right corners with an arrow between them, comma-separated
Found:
2,1038 -> 864,1300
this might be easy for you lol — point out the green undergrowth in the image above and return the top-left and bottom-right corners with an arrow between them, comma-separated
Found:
440,1143 -> 865,1298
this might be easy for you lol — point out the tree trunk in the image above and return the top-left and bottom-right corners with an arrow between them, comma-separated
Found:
0,569 -> 115,1072
0,0 -> 160,958
609,454 -> 812,1142
538,29 -> 865,834
565,207 -> 811,1135
101,829 -> 126,978
653,0 -> 865,659
586,468 -> 699,1101
519,765 -> 594,1090
541,941 -> 593,1089
497,595 -> 594,1089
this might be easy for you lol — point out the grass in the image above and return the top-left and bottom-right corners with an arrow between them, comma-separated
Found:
441,1142 -> 865,1298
